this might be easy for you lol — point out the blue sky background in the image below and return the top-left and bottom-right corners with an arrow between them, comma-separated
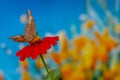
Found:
0,0 -> 119,80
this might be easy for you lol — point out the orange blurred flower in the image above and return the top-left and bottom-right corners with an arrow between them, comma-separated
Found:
50,32 -> 71,64
104,70 -> 113,80
36,58 -> 43,69
84,20 -> 95,29
0,74 -> 3,80
21,71 -> 31,80
103,29 -> 117,51
96,44 -> 108,62
61,64 -> 73,80
94,29 -> 117,52
50,51 -> 62,64
73,36 -> 88,50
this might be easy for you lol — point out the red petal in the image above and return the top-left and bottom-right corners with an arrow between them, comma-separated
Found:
43,36 -> 59,41
16,45 -> 34,61
35,36 -> 59,55
19,54 -> 25,61
16,36 -> 59,61
24,46 -> 34,58
31,52 -> 37,60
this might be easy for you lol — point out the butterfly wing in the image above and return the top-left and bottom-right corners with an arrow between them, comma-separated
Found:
24,9 -> 36,42
9,35 -> 26,42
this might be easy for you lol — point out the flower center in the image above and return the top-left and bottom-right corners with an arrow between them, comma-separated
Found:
29,36 -> 41,44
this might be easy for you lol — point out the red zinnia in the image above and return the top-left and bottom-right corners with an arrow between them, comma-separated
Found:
16,36 -> 59,61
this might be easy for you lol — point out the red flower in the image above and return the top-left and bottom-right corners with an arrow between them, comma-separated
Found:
16,36 -> 59,61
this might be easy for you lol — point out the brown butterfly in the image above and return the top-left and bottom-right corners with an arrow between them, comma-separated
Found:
10,9 -> 36,42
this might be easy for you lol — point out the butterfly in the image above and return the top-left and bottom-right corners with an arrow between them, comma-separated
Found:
10,9 -> 36,42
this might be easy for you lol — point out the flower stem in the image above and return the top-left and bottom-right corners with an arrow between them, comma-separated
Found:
40,55 -> 51,80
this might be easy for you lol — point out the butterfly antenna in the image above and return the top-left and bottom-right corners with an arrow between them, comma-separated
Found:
36,31 -> 40,35
8,36 -> 13,39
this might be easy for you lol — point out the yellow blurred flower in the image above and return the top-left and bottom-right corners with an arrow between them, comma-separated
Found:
74,65 -> 86,80
114,24 -> 120,33
59,51 -> 71,62
50,26 -> 119,80
81,41 -> 97,70
20,60 -> 29,70
110,64 -> 120,79
70,49 -> 80,62
21,71 -> 31,80
59,32 -> 69,52
61,64 -> 86,80
71,71 -> 86,80
20,60 -> 31,80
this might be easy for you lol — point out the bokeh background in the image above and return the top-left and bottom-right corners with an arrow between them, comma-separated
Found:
0,0 -> 120,80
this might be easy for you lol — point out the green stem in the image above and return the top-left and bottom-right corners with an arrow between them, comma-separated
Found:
40,55 -> 51,80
